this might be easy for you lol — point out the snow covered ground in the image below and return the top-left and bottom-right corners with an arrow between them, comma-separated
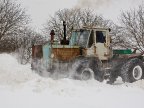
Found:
0,53 -> 144,108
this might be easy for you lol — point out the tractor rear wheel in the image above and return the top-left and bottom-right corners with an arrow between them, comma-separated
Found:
120,58 -> 144,83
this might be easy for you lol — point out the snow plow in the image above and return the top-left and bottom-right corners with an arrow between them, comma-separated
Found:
32,21 -> 144,84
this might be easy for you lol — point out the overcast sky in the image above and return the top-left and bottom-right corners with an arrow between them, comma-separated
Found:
18,0 -> 143,31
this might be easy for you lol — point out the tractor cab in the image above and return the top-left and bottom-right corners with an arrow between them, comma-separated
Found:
70,27 -> 112,60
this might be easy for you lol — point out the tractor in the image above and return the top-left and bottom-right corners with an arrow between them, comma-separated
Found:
32,21 -> 144,84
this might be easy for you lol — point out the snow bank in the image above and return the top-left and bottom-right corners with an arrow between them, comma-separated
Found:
0,53 -> 144,108
0,53 -> 39,86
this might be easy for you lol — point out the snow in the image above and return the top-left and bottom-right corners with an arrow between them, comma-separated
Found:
0,53 -> 144,108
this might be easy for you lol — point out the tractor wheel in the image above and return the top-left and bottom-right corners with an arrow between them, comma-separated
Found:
120,58 -> 144,83
73,57 -> 103,81
80,68 -> 94,80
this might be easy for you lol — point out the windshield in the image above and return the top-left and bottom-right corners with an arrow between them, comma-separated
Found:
70,30 -> 90,47
69,31 -> 79,45
78,30 -> 90,48
69,30 -> 90,47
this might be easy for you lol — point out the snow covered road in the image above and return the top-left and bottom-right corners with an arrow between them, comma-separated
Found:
0,53 -> 144,108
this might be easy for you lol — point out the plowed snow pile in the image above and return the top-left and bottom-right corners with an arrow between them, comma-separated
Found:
0,53 -> 144,108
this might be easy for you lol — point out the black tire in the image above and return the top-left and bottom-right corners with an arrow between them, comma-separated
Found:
120,58 -> 144,83
80,68 -> 94,80
107,69 -> 118,84
73,57 -> 104,81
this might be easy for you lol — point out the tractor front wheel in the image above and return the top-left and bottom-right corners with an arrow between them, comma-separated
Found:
72,57 -> 103,81
80,68 -> 94,80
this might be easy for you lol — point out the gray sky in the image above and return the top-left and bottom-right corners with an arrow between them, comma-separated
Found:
18,0 -> 143,31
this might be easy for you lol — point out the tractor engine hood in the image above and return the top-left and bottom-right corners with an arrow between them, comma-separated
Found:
51,45 -> 80,61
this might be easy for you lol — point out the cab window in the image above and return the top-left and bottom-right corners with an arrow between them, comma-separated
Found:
96,31 -> 106,43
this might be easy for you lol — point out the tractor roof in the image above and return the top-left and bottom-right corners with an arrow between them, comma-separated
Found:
73,26 -> 110,31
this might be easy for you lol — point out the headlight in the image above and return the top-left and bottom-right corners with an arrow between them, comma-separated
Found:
51,53 -> 54,58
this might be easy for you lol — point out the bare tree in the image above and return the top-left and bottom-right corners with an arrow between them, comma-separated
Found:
44,8 -> 113,41
80,8 -> 112,27
0,0 -> 29,40
118,4 -> 144,51
110,24 -> 131,49
0,0 -> 30,54
0,0 -> 46,64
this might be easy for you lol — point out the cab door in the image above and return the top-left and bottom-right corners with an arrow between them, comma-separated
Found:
95,30 -> 111,60
86,30 -> 96,56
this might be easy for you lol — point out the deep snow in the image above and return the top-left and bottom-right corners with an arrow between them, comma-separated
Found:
0,53 -> 144,108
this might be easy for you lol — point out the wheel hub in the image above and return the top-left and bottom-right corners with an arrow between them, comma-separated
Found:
81,68 -> 94,80
132,65 -> 142,80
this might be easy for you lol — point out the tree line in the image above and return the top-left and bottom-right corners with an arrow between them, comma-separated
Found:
0,0 -> 45,64
0,0 -> 144,64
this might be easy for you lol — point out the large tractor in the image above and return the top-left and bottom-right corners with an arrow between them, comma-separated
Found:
32,21 -> 144,84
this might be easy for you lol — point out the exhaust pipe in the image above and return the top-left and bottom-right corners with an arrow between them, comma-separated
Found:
63,21 -> 66,41
61,21 -> 69,45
